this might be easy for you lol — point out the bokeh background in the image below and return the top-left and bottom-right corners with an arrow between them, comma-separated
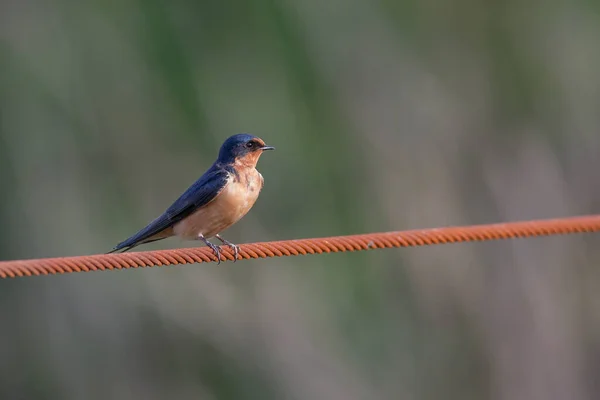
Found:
1,1 -> 600,399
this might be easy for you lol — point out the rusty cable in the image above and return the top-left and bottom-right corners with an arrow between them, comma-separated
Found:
0,214 -> 599,279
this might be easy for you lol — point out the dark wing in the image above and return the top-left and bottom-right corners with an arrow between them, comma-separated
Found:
107,166 -> 231,253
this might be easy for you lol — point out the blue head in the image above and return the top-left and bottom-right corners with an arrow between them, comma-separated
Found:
216,133 -> 275,165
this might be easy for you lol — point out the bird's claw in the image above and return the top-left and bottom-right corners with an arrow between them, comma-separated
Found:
203,240 -> 223,264
227,243 -> 240,262
215,235 -> 241,262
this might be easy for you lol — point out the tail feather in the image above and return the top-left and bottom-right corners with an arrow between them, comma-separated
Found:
106,237 -> 166,254
106,244 -> 138,254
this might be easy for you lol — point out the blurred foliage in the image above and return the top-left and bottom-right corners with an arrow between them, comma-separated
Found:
1,0 -> 600,399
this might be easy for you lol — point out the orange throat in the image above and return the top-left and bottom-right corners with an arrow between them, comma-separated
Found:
235,150 -> 263,168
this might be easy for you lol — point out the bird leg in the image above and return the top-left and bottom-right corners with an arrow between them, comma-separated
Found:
198,234 -> 223,264
215,234 -> 240,262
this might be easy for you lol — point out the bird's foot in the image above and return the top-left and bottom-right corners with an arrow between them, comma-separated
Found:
215,234 -> 240,262
199,235 -> 223,264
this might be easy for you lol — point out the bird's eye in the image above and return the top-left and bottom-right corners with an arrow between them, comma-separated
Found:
245,142 -> 255,148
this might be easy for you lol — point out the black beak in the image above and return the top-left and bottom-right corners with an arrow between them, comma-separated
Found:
261,145 -> 275,151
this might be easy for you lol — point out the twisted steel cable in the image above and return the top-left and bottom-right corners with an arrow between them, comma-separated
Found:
1,214 -> 599,279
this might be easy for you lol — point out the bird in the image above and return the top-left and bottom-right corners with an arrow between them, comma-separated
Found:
108,133 -> 274,263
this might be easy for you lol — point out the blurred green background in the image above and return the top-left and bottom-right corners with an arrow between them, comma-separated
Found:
1,0 -> 600,399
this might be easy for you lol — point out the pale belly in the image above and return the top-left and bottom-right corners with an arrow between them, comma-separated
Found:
172,170 -> 263,239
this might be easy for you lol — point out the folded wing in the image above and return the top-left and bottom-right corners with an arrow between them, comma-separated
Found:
108,166 -> 231,253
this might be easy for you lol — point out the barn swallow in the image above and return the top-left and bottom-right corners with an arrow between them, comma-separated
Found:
108,133 -> 274,263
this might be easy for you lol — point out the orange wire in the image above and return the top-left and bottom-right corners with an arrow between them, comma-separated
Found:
1,214 -> 599,279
